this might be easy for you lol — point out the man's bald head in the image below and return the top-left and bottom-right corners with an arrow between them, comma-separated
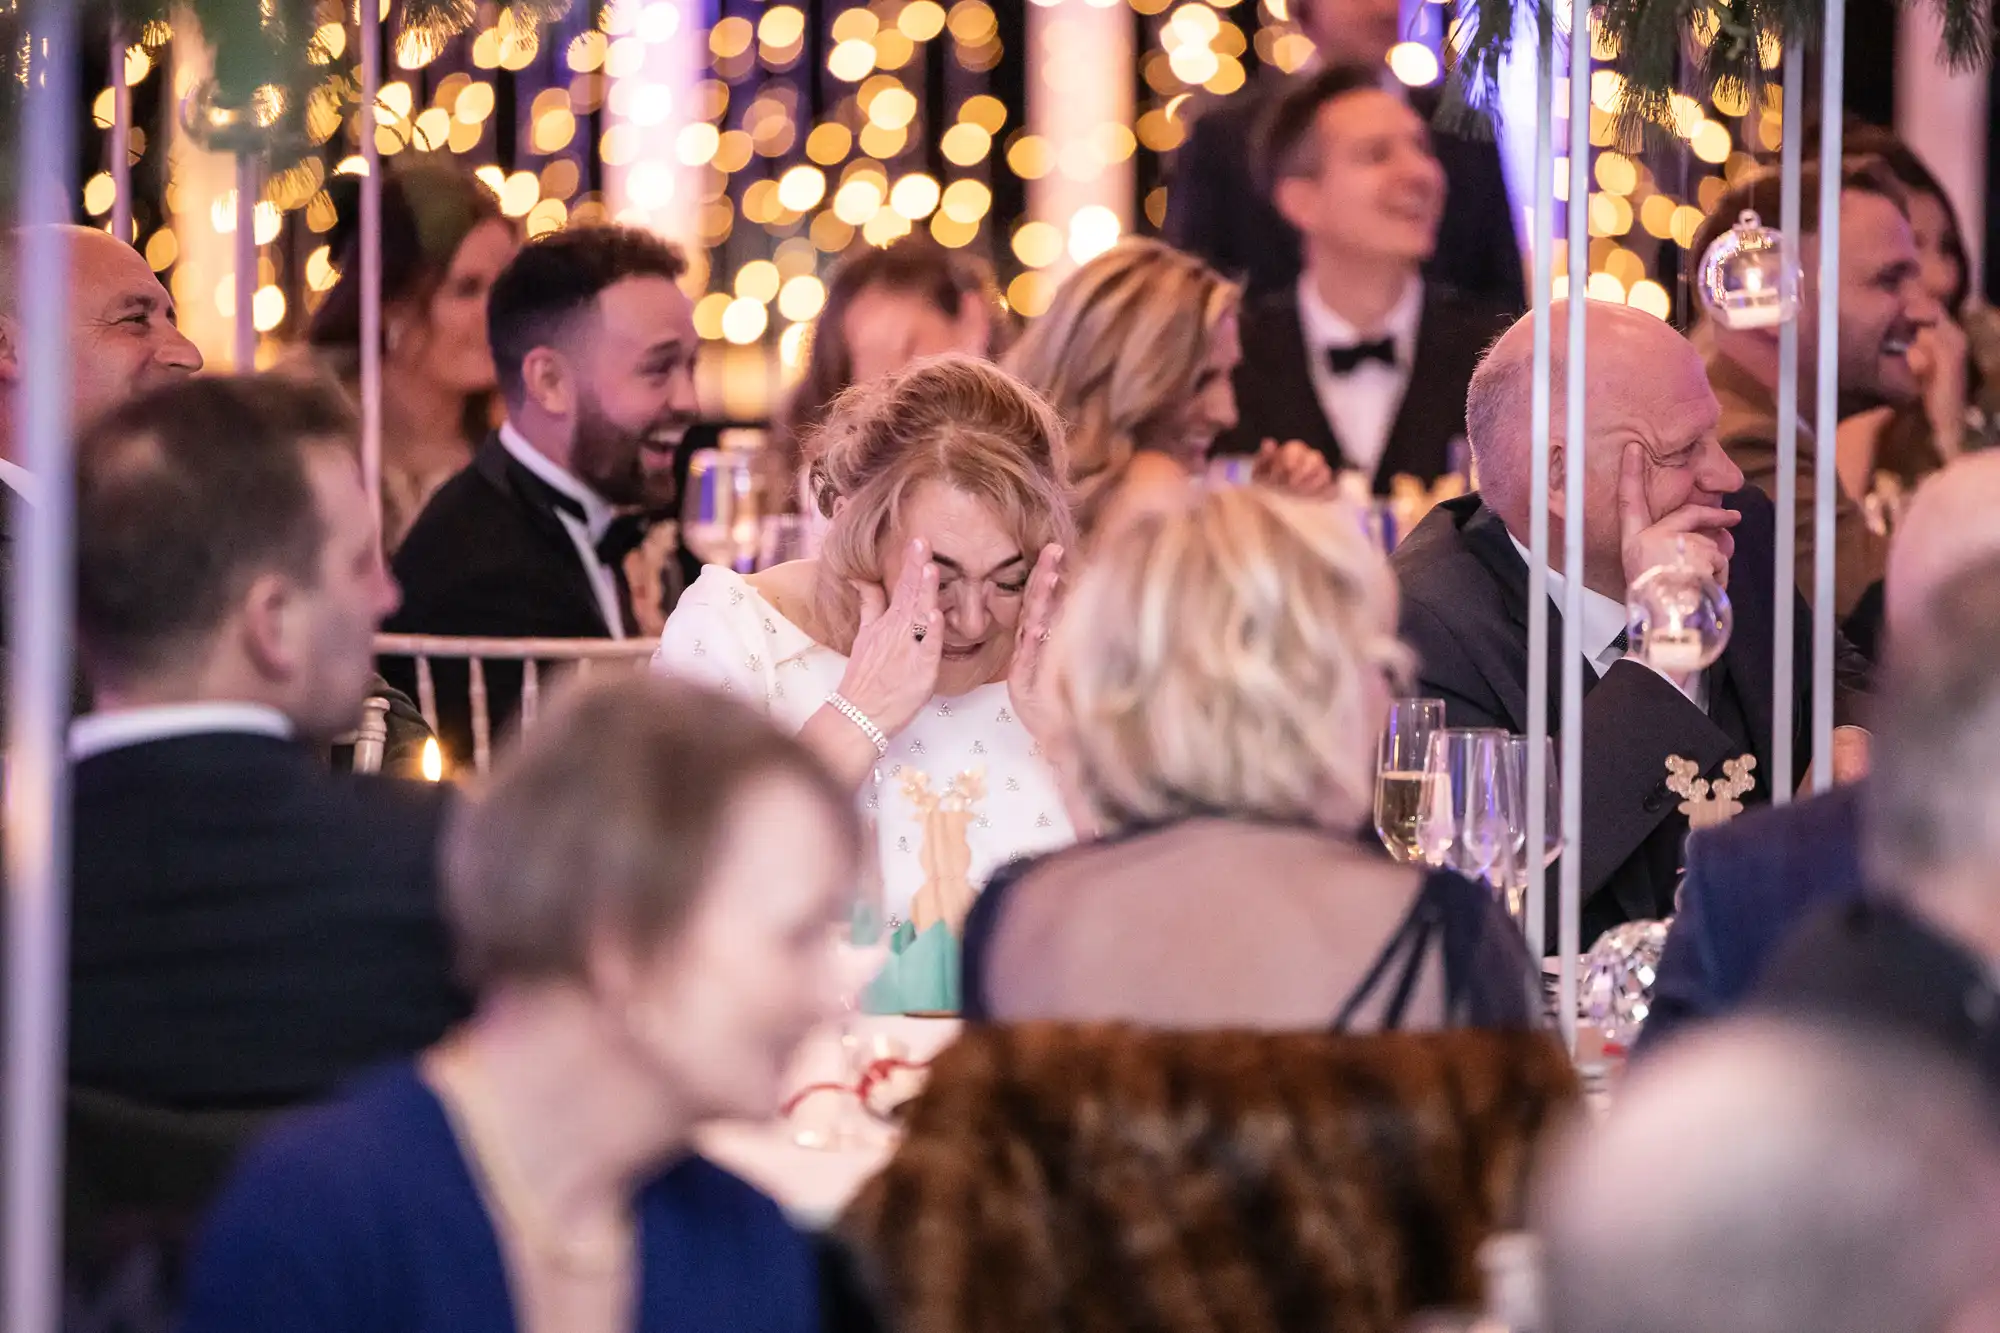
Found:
1538,1019 -> 2000,1333
0,225 -> 202,448
1884,451 -> 2000,640
1465,301 -> 1712,518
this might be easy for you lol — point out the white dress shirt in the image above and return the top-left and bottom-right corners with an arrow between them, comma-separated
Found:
70,701 -> 292,762
497,421 -> 628,640
1297,274 -> 1423,478
1509,535 -> 1709,712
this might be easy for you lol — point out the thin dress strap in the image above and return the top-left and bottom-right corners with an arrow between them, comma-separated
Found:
1332,871 -> 1452,1032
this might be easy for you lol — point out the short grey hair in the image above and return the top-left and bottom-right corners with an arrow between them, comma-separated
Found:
1461,323 -> 1558,517
1866,550 -> 2000,894
1537,1019 -> 2000,1333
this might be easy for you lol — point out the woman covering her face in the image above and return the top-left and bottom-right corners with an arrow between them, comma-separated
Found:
656,355 -> 1081,963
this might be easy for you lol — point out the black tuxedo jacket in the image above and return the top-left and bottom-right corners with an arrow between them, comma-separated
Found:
1214,285 -> 1510,489
1164,78 -> 1526,311
67,732 -> 468,1109
383,432 -> 624,766
1392,489 -> 1870,945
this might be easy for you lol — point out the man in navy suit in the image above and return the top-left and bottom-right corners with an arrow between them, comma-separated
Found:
1640,451 -> 2000,1051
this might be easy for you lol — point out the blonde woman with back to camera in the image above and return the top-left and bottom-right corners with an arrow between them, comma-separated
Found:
656,355 -> 1081,937
1006,237 -> 1334,542
959,485 -> 1540,1029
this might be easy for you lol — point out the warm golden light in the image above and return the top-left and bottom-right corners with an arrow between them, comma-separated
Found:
421,738 -> 443,783
1387,41 -> 1440,86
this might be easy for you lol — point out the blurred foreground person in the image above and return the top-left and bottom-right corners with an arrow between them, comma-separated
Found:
1007,238 -> 1330,542
962,485 -> 1537,1028
69,375 -> 459,1109
183,677 -> 860,1333
1538,1020 -> 2000,1333
657,356 -> 1079,935
1755,554 -> 2000,1091
1643,452 -> 2000,1050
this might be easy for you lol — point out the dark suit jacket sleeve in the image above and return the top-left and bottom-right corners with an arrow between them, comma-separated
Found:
1635,840 -> 1727,1052
1162,108 -> 1246,282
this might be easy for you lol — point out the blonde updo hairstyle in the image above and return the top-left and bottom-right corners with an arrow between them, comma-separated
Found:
1052,485 -> 1413,832
1005,238 -> 1239,534
806,354 -> 1078,653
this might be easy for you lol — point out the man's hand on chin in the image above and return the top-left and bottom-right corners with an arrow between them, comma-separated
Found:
1797,726 -> 1872,794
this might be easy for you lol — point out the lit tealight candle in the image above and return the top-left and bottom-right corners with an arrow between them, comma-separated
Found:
421,736 -> 444,783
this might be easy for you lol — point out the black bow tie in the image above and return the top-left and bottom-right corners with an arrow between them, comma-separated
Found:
1327,338 -> 1397,375
595,511 -> 657,568
521,471 -> 657,569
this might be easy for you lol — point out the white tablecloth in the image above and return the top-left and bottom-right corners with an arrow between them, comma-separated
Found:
694,1015 -> 961,1226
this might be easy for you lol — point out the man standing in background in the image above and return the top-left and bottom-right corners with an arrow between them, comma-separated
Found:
1164,0 -> 1523,310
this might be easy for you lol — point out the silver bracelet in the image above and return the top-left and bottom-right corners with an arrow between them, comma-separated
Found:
824,691 -> 889,756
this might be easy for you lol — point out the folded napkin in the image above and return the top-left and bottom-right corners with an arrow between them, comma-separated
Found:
862,919 -> 961,1016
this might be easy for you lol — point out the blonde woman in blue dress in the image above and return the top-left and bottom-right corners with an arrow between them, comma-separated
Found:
655,355 -> 1081,936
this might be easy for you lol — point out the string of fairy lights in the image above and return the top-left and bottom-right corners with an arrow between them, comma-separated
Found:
70,0 -> 1789,397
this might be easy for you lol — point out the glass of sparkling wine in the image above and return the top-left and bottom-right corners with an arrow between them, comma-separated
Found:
1499,735 -> 1564,931
681,447 -> 767,573
1376,698 -> 1446,863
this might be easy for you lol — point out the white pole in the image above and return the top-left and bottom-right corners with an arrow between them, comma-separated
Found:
1557,8 -> 1591,1052
110,24 -> 132,244
1813,0 -> 1845,793
6,4 -> 79,1330
360,0 -> 383,522
233,152 -> 257,370
1772,52 -> 1804,801
1523,0 -> 1557,963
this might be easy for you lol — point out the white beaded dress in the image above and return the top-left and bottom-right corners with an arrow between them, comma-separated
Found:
653,566 -> 1076,926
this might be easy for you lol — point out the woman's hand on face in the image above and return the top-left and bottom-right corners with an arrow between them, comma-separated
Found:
1252,439 -> 1337,497
836,539 -> 943,737
1911,318 -> 1970,457
1005,544 -> 1066,749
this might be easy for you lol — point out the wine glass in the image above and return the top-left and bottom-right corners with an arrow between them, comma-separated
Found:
681,448 -> 768,573
756,513 -> 815,569
1416,728 -> 1513,890
793,770 -> 890,1151
1499,735 -> 1564,931
1376,698 -> 1446,863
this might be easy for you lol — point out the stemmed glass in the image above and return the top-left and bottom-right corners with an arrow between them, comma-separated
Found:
756,514 -> 816,569
1498,735 -> 1564,931
1415,728 -> 1514,890
792,772 -> 890,1151
681,447 -> 768,573
1375,698 -> 1446,863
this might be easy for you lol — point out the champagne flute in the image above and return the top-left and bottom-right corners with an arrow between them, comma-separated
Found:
1418,728 -> 1511,888
1499,735 -> 1563,930
756,513 -> 815,569
1376,698 -> 1446,863
681,448 -> 768,572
